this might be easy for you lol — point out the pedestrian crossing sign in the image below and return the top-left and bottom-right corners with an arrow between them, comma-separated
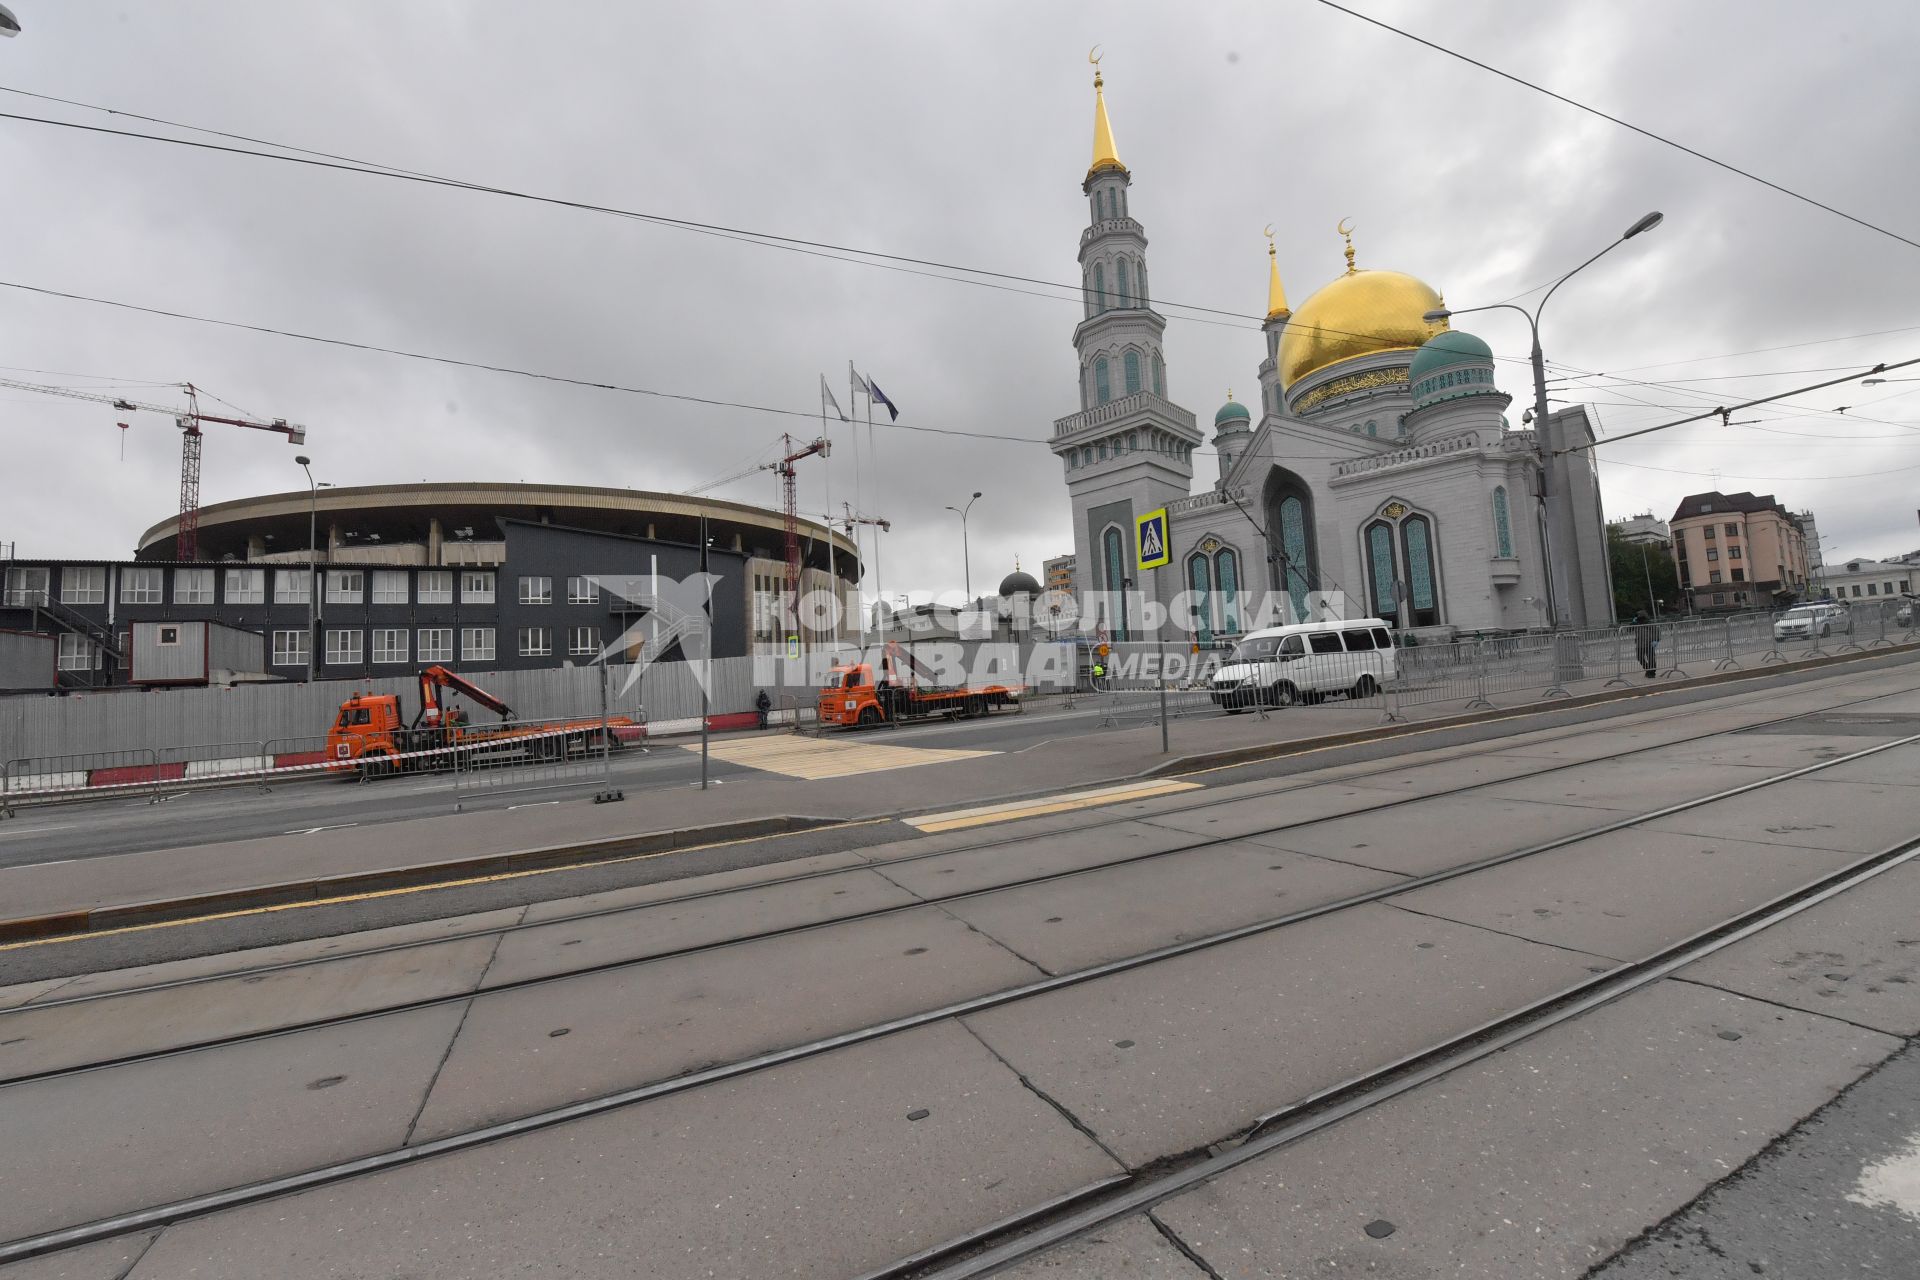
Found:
1136,508 -> 1170,570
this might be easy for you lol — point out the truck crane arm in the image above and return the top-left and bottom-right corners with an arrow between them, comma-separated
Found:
417,665 -> 514,727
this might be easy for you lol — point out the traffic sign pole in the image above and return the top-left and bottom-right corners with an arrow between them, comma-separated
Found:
1137,507 -> 1173,755
1156,561 -> 1169,753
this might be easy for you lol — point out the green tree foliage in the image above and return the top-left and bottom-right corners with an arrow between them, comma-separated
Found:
1609,527 -> 1681,618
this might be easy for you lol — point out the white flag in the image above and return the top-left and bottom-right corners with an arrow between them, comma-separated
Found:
820,374 -> 848,422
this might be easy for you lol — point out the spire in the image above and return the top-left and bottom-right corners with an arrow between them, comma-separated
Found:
1264,225 -> 1290,318
1087,48 -> 1126,182
1338,217 -> 1357,276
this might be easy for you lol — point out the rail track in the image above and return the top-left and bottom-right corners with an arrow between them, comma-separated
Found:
4,678 -> 1917,1090
2,690 -> 1917,1265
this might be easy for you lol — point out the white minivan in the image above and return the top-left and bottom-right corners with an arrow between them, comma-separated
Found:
1209,618 -> 1398,710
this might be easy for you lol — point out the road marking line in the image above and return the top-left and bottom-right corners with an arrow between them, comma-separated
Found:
0,818 -> 893,953
686,736 -> 994,781
285,824 -> 359,836
909,779 -> 1202,832
505,802 -> 560,811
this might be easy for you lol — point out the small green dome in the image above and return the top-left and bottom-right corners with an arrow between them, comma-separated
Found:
1214,397 -> 1251,429
1408,330 -> 1492,383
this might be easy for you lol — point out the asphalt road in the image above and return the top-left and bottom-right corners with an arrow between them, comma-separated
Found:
0,701 -> 1114,869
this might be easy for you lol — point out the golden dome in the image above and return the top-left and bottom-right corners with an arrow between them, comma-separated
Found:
1277,268 -> 1447,389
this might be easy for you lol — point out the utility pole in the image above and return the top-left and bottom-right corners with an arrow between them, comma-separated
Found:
946,491 -> 982,604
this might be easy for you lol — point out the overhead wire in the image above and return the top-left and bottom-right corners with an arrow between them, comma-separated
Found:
1313,0 -> 1920,253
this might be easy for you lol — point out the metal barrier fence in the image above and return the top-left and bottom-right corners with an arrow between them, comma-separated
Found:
449,716 -> 630,809
1082,603 -> 1919,736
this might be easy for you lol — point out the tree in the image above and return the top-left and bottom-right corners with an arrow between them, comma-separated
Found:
1609,528 -> 1681,618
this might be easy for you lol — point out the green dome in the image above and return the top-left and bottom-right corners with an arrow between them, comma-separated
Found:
1408,329 -> 1492,383
1214,397 -> 1251,429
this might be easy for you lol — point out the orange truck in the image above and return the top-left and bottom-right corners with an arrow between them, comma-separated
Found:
817,643 -> 1022,728
326,665 -> 642,775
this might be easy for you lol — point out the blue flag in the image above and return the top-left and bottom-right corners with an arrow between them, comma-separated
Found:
867,377 -> 900,421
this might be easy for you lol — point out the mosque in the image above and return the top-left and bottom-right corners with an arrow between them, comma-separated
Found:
1049,62 -> 1614,640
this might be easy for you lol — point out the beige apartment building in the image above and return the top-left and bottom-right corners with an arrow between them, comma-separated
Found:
1668,491 -> 1810,612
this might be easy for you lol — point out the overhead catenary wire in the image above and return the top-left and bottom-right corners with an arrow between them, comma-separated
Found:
1313,0 -> 1920,253
7,85 -> 1914,434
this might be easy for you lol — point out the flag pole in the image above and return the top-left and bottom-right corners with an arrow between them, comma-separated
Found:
818,375 -> 838,660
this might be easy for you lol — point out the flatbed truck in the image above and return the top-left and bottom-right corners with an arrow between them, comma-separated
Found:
326,665 -> 641,775
817,644 -> 1021,728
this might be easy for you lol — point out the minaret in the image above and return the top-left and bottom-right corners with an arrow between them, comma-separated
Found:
1048,53 -> 1203,638
1256,226 -> 1291,419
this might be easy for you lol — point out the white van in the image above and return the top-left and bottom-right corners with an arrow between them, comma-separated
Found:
1209,618 -> 1398,710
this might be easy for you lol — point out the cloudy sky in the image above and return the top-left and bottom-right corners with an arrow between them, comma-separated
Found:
3,0 -> 1918,594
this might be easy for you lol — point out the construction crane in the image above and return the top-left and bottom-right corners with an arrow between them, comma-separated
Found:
835,502 -> 891,622
761,434 -> 828,606
1,379 -> 306,559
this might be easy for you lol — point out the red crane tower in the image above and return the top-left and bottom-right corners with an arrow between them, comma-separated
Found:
762,434 -> 829,605
0,379 -> 307,559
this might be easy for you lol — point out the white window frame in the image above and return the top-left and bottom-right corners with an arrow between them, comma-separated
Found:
61,566 -> 106,605
417,570 -> 454,604
273,568 -> 311,605
224,567 -> 265,605
461,571 -> 496,604
567,625 -> 601,656
4,567 -> 51,607
460,627 -> 496,662
119,568 -> 164,605
518,575 -> 553,606
370,570 -> 409,605
325,569 -> 365,604
324,629 -> 363,665
271,630 -> 309,666
371,628 -> 409,665
418,627 -> 454,663
518,626 -> 552,657
566,576 -> 600,605
174,567 -> 215,606
57,632 -> 102,671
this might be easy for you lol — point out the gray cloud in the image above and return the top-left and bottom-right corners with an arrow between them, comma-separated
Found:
2,0 -> 1918,588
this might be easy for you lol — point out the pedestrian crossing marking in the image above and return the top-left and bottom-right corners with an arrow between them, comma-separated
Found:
684,735 -> 996,781
908,779 -> 1202,832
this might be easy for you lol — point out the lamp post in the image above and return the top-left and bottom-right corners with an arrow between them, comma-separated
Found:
1861,377 -> 1920,385
945,491 -> 982,603
1425,210 -> 1662,629
295,455 -> 319,683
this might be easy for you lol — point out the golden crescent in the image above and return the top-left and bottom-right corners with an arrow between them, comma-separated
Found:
1337,217 -> 1354,237
1262,222 -> 1275,240
1089,44 -> 1103,66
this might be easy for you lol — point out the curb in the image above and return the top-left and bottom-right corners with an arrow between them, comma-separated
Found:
1140,642 -> 1919,778
0,814 -> 843,945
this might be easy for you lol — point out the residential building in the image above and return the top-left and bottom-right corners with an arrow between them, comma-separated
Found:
1795,511 -> 1822,571
1043,554 -> 1076,596
1668,491 -> 1810,613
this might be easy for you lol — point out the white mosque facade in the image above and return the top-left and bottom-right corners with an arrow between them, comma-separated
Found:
1049,66 -> 1614,642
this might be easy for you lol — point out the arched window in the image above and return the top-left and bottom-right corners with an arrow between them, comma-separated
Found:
1098,441 -> 1109,460
1138,265 -> 1148,306
1127,430 -> 1138,451
1083,447 -> 1093,467
1102,526 -> 1129,641
1366,521 -> 1397,619
1366,420 -> 1378,437
1276,493 -> 1312,620
1151,352 -> 1164,397
1187,554 -> 1214,644
1492,486 -> 1513,557
1124,350 -> 1143,395
1095,357 -> 1111,404
1215,549 -> 1241,634
1402,515 -> 1438,626
1093,263 -> 1107,313
1116,259 -> 1131,308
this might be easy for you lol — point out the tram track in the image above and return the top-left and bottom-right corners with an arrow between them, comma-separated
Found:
2,681 -> 1917,1092
2,715 -> 1917,1264
10,668 -> 1918,1021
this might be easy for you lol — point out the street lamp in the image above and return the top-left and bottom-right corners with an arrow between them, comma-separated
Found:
0,4 -> 21,37
295,455 -> 319,684
1861,377 -> 1920,385
945,491 -> 982,603
1425,210 -> 1662,629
